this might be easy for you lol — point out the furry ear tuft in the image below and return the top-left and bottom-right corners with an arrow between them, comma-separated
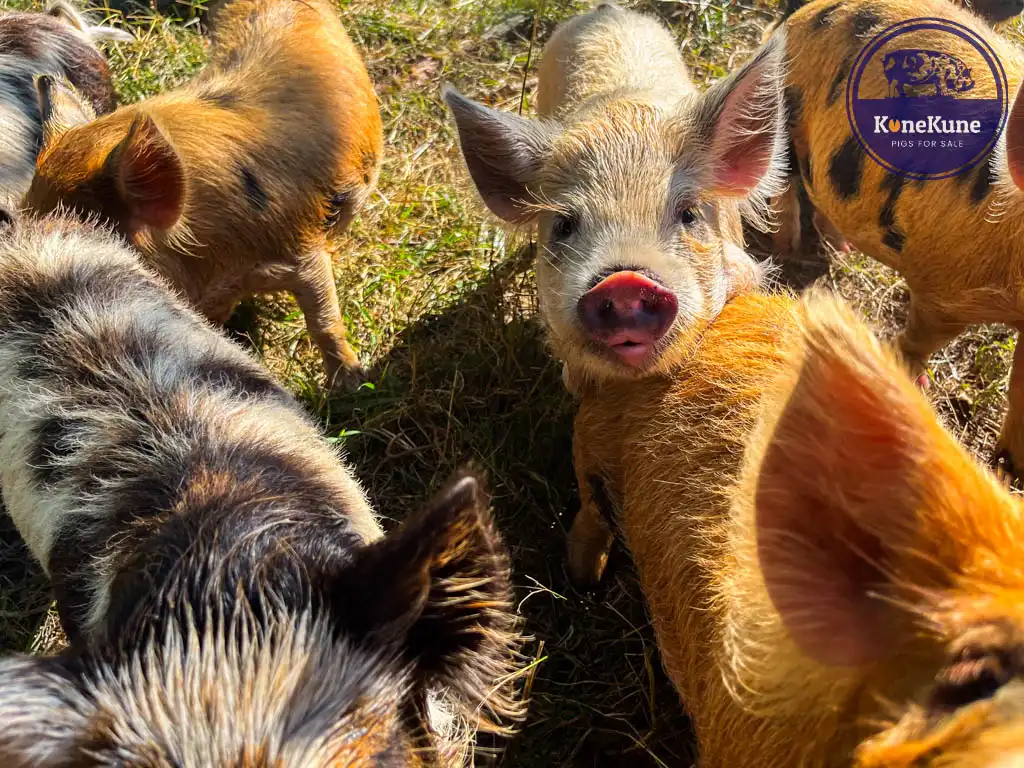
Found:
106,114 -> 186,232
753,294 -> 970,667
692,32 -> 789,226
443,84 -> 557,224
36,75 -> 96,144
336,468 -> 526,729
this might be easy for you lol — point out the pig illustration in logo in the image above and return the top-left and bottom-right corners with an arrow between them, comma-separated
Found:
884,49 -> 975,98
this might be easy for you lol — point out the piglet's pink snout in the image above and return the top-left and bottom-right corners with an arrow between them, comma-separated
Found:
577,271 -> 678,366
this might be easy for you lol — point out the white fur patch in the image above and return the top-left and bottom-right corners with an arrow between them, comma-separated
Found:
0,55 -> 45,207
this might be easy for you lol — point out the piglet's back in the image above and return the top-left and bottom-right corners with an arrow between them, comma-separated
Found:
0,216 -> 379,642
536,1 -> 695,120
202,0 -> 383,197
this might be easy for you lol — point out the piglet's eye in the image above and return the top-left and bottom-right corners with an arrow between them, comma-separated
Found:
551,214 -> 576,240
678,207 -> 699,226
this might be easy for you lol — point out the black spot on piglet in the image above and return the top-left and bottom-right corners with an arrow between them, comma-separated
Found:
852,7 -> 881,36
827,57 -> 852,107
812,1 -> 839,27
240,166 -> 269,211
879,172 -> 906,252
785,86 -> 803,132
970,156 -> 994,206
829,137 -> 865,200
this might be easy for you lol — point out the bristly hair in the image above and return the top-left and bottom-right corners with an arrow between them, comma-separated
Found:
83,602 -> 410,765
0,601 -> 411,766
350,467 -> 529,738
419,469 -> 528,734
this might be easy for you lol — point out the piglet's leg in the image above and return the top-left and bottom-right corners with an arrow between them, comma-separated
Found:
567,481 -> 614,588
567,430 -> 616,588
813,211 -> 851,253
290,249 -> 364,392
994,332 -> 1024,487
770,184 -> 801,257
897,296 -> 965,390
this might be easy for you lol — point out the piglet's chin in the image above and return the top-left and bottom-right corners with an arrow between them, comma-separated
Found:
612,344 -> 653,367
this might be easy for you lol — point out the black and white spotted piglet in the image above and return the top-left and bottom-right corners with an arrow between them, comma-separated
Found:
0,2 -> 131,207
0,215 -> 524,766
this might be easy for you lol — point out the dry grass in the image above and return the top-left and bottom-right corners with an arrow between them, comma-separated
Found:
0,0 -> 1021,765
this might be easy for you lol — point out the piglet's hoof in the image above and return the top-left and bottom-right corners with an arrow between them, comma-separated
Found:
991,447 -> 1022,490
567,538 -> 610,590
327,363 -> 370,395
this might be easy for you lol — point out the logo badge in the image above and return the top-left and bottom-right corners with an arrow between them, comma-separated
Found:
846,18 -> 1008,180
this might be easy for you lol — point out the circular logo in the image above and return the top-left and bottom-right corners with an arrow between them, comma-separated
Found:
846,17 -> 1008,180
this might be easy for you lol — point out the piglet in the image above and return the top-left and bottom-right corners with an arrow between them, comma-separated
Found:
24,0 -> 382,392
0,213 -> 523,766
446,3 -> 782,390
570,286 -> 1024,766
773,0 -> 1024,479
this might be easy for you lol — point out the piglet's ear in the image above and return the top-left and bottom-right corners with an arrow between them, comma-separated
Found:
36,75 -> 95,144
338,469 -> 524,728
444,85 -> 557,224
753,295 -> 963,667
0,655 -> 90,766
80,23 -> 135,44
46,1 -> 135,42
693,32 -> 788,201
1005,79 -> 1024,190
106,114 -> 185,232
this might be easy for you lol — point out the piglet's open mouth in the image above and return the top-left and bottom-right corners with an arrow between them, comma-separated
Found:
604,331 -> 656,366
577,271 -> 678,366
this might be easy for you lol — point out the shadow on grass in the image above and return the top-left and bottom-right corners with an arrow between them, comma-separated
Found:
0,513 -> 54,653
743,220 -> 833,293
325,244 -> 693,768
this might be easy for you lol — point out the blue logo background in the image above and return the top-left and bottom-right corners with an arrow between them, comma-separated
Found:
847,18 -> 1007,180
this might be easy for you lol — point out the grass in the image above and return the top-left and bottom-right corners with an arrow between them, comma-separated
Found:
0,0 -> 1020,765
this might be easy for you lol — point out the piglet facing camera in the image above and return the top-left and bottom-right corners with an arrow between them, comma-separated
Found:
0,216 -> 524,766
446,4 -> 786,387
